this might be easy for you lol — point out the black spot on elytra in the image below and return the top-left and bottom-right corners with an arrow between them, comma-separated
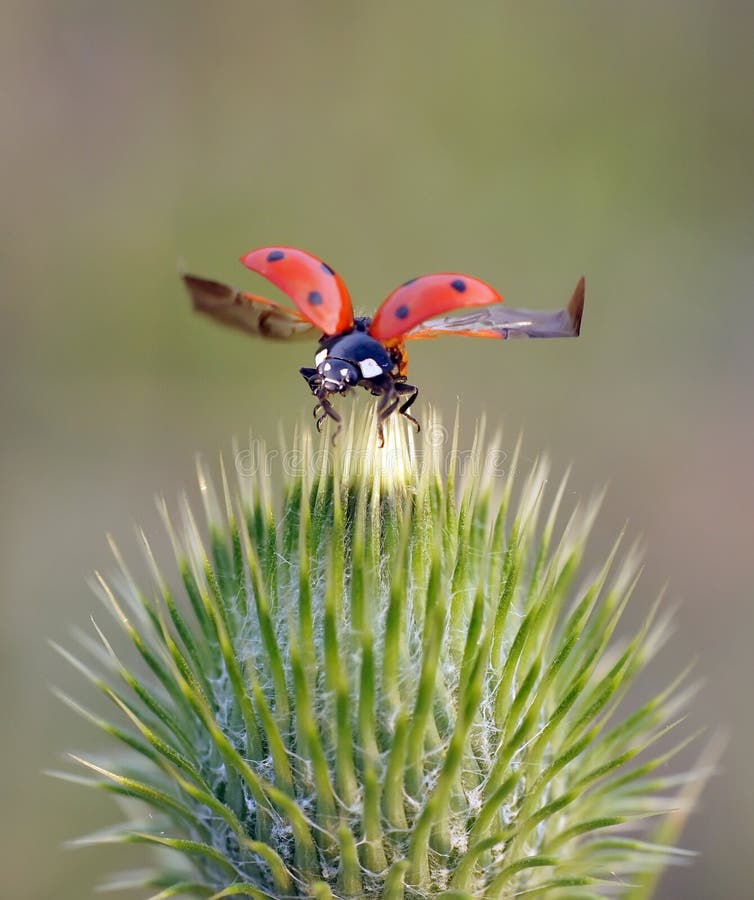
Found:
402,277 -> 417,287
321,261 -> 335,276
450,278 -> 467,293
395,304 -> 410,319
267,250 -> 285,262
308,290 -> 324,306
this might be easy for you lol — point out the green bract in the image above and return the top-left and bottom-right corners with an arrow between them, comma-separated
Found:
54,413 -> 708,899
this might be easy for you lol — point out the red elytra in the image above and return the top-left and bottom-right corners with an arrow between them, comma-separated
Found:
240,246 -> 354,337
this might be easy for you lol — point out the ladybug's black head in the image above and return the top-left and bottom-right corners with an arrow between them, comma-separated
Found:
315,351 -> 361,393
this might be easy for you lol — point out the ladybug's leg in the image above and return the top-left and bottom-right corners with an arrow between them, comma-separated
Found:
395,382 -> 420,432
375,384 -> 402,448
301,367 -> 321,413
301,368 -> 336,437
314,392 -> 342,443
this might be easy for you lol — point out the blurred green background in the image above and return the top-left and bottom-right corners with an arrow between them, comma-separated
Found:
2,1 -> 753,897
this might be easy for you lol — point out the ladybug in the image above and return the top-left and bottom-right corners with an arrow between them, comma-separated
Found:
183,246 -> 585,445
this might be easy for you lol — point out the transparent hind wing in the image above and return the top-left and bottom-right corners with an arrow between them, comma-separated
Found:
407,276 -> 584,341
183,274 -> 319,341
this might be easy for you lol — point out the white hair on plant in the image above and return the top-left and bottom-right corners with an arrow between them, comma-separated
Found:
50,408 -> 717,899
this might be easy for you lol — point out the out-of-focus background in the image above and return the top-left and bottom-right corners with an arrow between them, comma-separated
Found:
2,2 -> 752,897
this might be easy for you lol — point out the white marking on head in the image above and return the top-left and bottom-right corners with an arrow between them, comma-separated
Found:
359,358 -> 383,378
324,362 -> 331,371
315,348 -> 328,366
340,368 -> 349,377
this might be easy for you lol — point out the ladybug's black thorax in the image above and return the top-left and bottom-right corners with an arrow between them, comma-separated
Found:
319,329 -> 391,371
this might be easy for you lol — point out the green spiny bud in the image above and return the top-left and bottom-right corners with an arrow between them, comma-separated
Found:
53,412 -> 710,899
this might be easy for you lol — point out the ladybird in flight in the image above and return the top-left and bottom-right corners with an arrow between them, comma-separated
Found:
183,246 -> 585,445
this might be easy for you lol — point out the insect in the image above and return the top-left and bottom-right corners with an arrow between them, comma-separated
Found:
183,246 -> 585,445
